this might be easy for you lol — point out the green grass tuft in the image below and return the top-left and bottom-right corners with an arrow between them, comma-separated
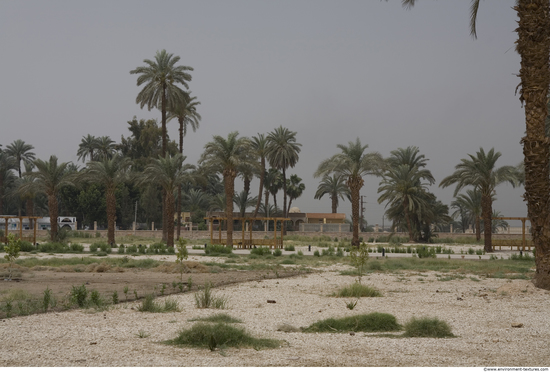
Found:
166,322 -> 281,350
335,282 -> 382,298
303,312 -> 401,333
402,317 -> 455,338
188,313 -> 243,323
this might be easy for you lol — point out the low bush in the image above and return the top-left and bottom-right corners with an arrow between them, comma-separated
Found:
204,245 -> 232,256
138,294 -> 180,313
194,282 -> 229,309
335,282 -> 382,298
273,248 -> 282,257
303,312 -> 401,333
69,243 -> 84,252
284,245 -> 295,251
166,322 -> 280,350
250,247 -> 271,256
402,317 -> 455,338
70,284 -> 88,308
20,241 -> 34,252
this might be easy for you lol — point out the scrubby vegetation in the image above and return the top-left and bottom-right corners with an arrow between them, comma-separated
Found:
303,313 -> 401,333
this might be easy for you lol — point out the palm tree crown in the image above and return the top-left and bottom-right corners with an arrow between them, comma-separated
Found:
314,174 -> 350,214
6,139 -> 35,178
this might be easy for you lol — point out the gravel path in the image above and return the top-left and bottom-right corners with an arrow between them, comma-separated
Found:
1,260 -> 549,367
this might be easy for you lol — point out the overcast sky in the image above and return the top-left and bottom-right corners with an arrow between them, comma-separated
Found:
0,0 -> 528,227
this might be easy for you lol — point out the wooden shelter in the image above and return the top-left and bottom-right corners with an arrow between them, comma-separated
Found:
0,216 -> 41,245
490,217 -> 532,251
205,216 -> 290,249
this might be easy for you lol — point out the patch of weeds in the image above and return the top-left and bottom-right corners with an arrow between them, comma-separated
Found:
194,282 -> 229,309
166,323 -> 281,350
284,245 -> 295,251
137,330 -> 150,338
70,284 -> 88,308
402,317 -> 455,338
437,274 -> 466,282
43,287 -> 52,313
345,298 -> 358,310
204,245 -> 233,256
313,250 -> 320,257
189,314 -> 243,323
112,291 -> 119,304
250,247 -> 272,256
335,282 -> 382,298
137,294 -> 180,313
303,312 -> 401,333
281,258 -> 295,265
273,248 -> 282,257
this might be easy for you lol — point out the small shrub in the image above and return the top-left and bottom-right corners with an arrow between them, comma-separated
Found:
89,243 -> 98,253
403,317 -> 455,338
416,246 -> 436,259
194,282 -> 228,309
138,294 -> 181,313
204,244 -> 232,256
70,284 -> 88,308
297,250 -> 303,257
468,248 -> 475,255
112,291 -> 119,304
43,287 -> 52,312
126,245 -> 138,254
70,243 -> 85,252
273,248 -> 282,257
250,247 -> 271,256
166,323 -> 280,350
336,282 -> 382,298
313,250 -> 320,257
336,247 -> 344,257
20,240 -> 34,252
284,245 -> 295,251
90,289 -> 103,308
303,313 -> 401,333
137,330 -> 150,338
117,246 -> 125,254
346,299 -> 358,310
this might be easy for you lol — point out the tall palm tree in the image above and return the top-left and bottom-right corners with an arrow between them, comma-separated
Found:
451,189 -> 483,239
440,148 -> 519,252
6,139 -> 35,178
81,155 -> 133,246
314,174 -> 350,214
378,147 -> 435,242
199,132 -> 252,247
130,49 -> 193,157
77,135 -> 99,163
27,156 -> 74,241
286,174 -> 305,213
265,126 -> 302,220
15,161 -> 39,227
314,138 -> 385,248
139,154 -> 194,247
234,190 -> 258,218
378,164 -> 434,242
251,134 -> 268,217
167,94 -> 201,155
167,94 -> 201,239
0,150 -> 16,215
396,0 -> 550,299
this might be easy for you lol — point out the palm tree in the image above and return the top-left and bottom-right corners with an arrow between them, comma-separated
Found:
77,135 -> 99,163
450,189 -> 483,239
265,126 -> 302,220
378,164 -> 434,242
130,49 -> 193,157
95,136 -> 116,160
234,190 -> 258,218
81,155 -> 132,246
0,150 -> 16,215
264,168 -> 283,215
314,174 -> 350,214
167,94 -> 201,154
27,156 -> 74,241
440,148 -> 519,252
314,138 -> 385,248
139,154 -> 194,247
199,132 -> 252,247
286,174 -> 305,213
6,139 -> 35,178
15,161 -> 39,227
251,134 -> 268,217
378,147 -> 435,242
167,94 -> 201,239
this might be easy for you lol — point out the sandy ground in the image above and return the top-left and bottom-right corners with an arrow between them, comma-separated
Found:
0,245 -> 549,367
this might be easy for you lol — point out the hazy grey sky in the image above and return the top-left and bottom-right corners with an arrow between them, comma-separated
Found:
0,0 -> 527,226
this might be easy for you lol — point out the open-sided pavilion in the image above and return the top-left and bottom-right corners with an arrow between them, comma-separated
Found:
0,216 -> 41,245
204,216 -> 290,249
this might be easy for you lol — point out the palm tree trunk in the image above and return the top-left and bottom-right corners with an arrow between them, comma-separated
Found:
403,199 -> 414,242
475,216 -> 481,241
106,187 -> 116,246
253,160 -> 265,218
481,195 -> 493,252
224,170 -> 236,247
48,193 -> 58,242
166,191 -> 175,247
331,193 -> 338,214
177,118 -> 184,239
176,186 -> 182,239
348,176 -> 364,248
516,0 -> 550,289
162,190 -> 167,243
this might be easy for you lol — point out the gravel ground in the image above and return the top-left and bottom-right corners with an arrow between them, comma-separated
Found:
1,257 -> 549,367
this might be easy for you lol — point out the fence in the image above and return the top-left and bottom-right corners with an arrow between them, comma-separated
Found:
299,223 -> 350,233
